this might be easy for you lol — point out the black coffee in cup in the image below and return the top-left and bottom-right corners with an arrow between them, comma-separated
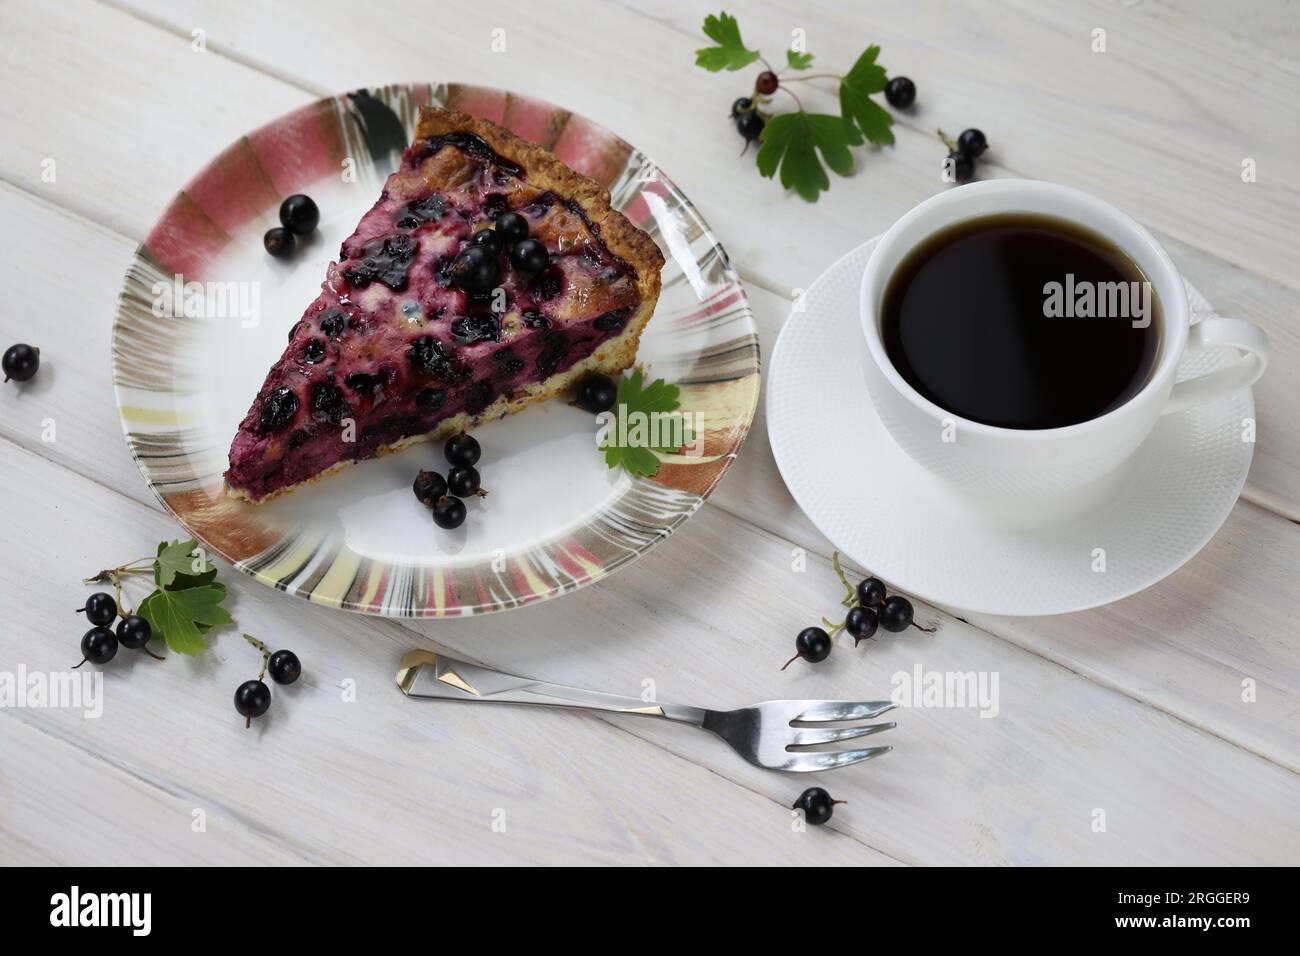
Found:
881,213 -> 1161,429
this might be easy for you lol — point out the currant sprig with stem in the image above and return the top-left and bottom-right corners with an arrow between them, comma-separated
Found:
244,633 -> 272,679
827,551 -> 937,634
236,634 -> 272,729
80,559 -> 165,661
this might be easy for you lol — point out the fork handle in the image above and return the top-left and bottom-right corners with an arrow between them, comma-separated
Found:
396,650 -> 707,725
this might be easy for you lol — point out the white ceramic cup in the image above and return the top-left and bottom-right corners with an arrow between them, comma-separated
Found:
858,179 -> 1269,498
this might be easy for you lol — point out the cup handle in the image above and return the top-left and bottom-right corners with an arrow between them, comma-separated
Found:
1162,317 -> 1269,414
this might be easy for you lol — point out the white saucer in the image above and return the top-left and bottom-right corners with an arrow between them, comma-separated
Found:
767,238 -> 1255,616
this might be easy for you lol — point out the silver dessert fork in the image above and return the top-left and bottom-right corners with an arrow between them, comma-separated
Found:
397,650 -> 896,773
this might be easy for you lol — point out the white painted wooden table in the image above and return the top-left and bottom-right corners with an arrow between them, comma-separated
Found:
2,0 -> 1298,866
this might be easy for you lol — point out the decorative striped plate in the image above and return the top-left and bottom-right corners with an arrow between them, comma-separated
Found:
113,84 -> 759,617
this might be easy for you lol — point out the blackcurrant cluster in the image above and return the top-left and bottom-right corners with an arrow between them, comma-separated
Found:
74,591 -> 159,667
412,432 -> 489,530
264,193 -> 320,258
782,552 -> 935,669
450,211 -> 550,295
938,127 -> 988,185
234,634 -> 301,728
793,786 -> 844,827
3,343 -> 39,383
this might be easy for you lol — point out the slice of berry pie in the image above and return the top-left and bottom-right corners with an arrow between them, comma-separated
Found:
225,107 -> 664,502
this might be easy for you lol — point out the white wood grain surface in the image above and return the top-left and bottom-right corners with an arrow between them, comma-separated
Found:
1,0 -> 1297,865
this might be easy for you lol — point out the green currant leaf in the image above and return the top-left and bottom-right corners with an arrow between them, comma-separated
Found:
138,583 -> 232,656
599,370 -> 695,477
153,538 -> 215,589
844,45 -> 888,93
755,111 -> 860,202
839,45 -> 894,145
695,11 -> 761,72
786,49 -> 814,71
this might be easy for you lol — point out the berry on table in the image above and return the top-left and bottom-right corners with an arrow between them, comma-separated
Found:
856,578 -> 887,608
956,128 -> 988,158
446,465 -> 486,498
730,96 -> 753,117
3,343 -> 40,383
444,432 -> 481,467
793,786 -> 844,826
736,110 -> 765,142
267,649 -> 302,685
755,70 -> 779,95
432,495 -> 467,530
845,606 -> 878,645
574,373 -> 618,414
115,615 -> 152,649
494,211 -> 529,243
279,194 -> 320,235
264,226 -> 295,258
413,469 -> 447,508
782,626 -> 832,670
946,150 -> 975,183
234,679 -> 271,728
79,591 -> 117,626
879,595 -> 914,632
77,627 -> 118,667
884,76 -> 916,109
510,238 -> 550,274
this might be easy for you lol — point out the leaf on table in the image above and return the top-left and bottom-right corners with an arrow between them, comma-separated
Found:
839,45 -> 894,145
756,111 -> 861,201
786,49 -> 814,71
138,583 -> 232,656
154,538 -> 216,589
695,11 -> 761,72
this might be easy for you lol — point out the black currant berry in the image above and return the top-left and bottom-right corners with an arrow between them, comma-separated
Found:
736,111 -> 765,142
510,238 -> 549,274
449,245 -> 500,294
268,649 -> 301,685
879,595 -> 914,632
845,606 -> 878,645
115,615 -> 152,649
2,343 -> 40,383
446,465 -> 483,498
79,591 -> 117,626
444,432 -> 481,467
793,786 -> 842,826
432,495 -> 467,530
413,469 -> 448,507
946,150 -> 975,183
756,71 -> 779,95
79,627 -> 118,666
856,578 -> 887,608
234,679 -> 271,726
279,194 -> 320,235
782,626 -> 832,670
730,96 -> 753,117
884,76 -> 916,109
494,211 -> 529,243
264,226 -> 295,258
319,309 -> 347,338
258,385 -> 300,434
471,228 -> 503,254
956,128 -> 988,158
575,373 -> 618,414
